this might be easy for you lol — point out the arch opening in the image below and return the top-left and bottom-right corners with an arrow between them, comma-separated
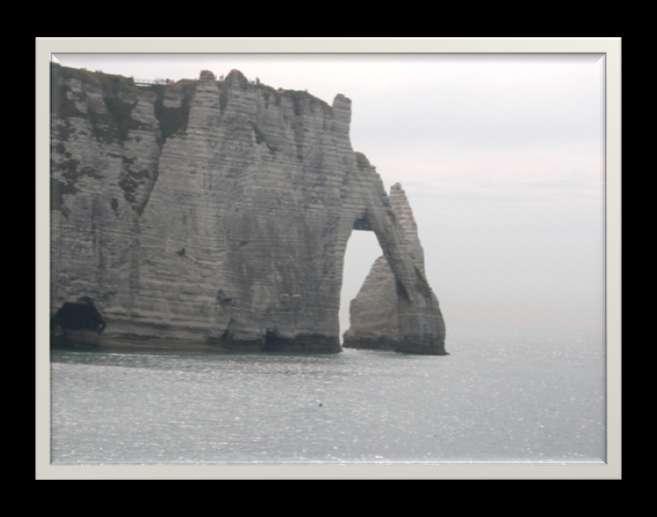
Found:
339,229 -> 381,344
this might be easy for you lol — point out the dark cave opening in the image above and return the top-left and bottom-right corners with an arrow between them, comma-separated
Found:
51,297 -> 106,334
263,329 -> 285,352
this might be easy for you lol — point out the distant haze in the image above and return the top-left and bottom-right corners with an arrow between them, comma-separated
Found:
54,54 -> 605,348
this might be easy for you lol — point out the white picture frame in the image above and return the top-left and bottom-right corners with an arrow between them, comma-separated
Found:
35,37 -> 621,479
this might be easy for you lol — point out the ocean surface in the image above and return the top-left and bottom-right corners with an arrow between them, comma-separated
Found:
51,336 -> 605,464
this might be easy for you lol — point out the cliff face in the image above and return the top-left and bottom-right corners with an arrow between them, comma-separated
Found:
50,64 -> 446,354
343,184 -> 446,353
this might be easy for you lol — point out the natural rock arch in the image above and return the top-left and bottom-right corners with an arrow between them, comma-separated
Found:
342,183 -> 446,354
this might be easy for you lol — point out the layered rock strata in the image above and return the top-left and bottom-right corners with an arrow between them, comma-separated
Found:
343,184 -> 446,354
50,64 -> 446,354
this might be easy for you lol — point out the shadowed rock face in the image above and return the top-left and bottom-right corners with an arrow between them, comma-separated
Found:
50,64 -> 446,354
343,184 -> 447,354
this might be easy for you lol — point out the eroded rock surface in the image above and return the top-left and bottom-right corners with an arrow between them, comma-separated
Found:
50,64 -> 446,354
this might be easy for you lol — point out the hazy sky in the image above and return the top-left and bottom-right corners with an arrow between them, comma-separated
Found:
54,54 -> 605,346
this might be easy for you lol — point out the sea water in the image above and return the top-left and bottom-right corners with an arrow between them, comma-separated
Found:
50,336 -> 605,464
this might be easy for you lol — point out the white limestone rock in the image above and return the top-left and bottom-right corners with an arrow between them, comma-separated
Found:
50,64 -> 446,354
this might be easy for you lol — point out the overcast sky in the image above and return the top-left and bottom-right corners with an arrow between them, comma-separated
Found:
55,53 -> 605,346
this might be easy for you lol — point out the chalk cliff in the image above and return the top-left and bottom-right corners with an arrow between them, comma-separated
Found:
50,64 -> 446,354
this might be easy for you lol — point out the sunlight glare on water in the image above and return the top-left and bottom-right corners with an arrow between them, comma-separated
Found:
51,338 -> 604,464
